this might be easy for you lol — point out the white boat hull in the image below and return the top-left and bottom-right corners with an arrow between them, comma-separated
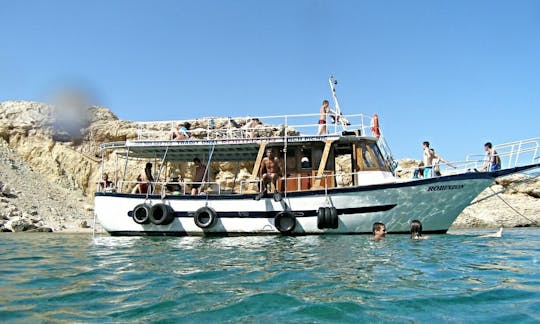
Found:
95,173 -> 494,236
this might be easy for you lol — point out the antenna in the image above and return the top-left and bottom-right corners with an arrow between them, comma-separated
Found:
328,75 -> 349,130
328,75 -> 341,116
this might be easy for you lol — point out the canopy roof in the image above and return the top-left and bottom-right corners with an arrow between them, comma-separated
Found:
103,135 -> 369,162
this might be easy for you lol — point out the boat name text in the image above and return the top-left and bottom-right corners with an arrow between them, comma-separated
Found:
426,184 -> 464,192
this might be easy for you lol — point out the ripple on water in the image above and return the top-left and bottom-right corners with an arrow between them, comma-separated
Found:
0,229 -> 539,322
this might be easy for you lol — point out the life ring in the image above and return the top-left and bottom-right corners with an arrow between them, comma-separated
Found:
275,211 -> 296,234
132,204 -> 151,224
370,114 -> 380,138
194,206 -> 217,228
317,207 -> 327,229
150,203 -> 175,225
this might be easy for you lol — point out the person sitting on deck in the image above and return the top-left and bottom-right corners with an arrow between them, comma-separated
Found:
132,162 -> 155,194
170,122 -> 191,140
165,173 -> 183,195
243,118 -> 261,138
131,174 -> 149,194
97,173 -> 114,192
255,148 -> 283,201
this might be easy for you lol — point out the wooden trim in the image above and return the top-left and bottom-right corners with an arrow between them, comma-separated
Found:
313,139 -> 335,188
251,142 -> 267,179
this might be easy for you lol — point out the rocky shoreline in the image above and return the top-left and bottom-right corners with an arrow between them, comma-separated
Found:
0,139 -> 94,233
0,101 -> 538,233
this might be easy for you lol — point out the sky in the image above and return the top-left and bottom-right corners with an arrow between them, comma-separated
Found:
1,0 -> 539,162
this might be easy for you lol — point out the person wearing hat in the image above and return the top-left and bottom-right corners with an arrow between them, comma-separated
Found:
166,173 -> 182,195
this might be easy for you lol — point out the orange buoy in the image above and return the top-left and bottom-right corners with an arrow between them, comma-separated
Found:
370,114 -> 380,138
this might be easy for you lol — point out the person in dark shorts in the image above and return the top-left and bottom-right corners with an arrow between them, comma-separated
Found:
191,158 -> 206,195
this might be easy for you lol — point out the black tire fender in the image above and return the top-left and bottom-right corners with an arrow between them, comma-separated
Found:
132,204 -> 151,224
328,207 -> 338,229
150,203 -> 175,225
275,211 -> 296,234
194,206 -> 217,228
317,207 -> 327,229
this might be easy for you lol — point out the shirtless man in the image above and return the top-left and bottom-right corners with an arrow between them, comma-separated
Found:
480,142 -> 501,171
316,100 -> 330,135
256,148 -> 283,201
191,157 -> 206,195
422,141 -> 434,178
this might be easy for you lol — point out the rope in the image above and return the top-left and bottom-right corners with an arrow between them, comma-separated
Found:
489,187 -> 538,225
470,172 -> 540,226
470,172 -> 540,205
203,142 -> 216,206
324,185 -> 331,207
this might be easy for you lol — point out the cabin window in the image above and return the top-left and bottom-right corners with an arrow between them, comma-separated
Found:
355,141 -> 389,171
361,143 -> 376,168
368,142 -> 387,170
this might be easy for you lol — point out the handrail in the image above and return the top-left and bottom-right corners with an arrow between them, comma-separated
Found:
466,137 -> 539,169
115,180 -> 221,195
133,112 -> 377,142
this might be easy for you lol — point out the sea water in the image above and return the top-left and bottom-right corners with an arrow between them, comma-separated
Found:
1,228 -> 539,323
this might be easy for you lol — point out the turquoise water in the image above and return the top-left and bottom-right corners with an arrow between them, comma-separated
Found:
1,229 -> 539,323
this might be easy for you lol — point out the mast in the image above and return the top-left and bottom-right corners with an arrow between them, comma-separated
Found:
328,75 -> 341,116
328,75 -> 348,131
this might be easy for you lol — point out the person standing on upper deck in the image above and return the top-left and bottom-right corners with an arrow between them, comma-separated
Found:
422,141 -> 435,178
316,100 -> 330,135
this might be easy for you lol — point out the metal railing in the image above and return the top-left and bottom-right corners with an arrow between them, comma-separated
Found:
113,180 -> 222,195
133,112 -> 378,141
465,137 -> 539,170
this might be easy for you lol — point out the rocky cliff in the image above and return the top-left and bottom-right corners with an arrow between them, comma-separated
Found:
0,101 -> 538,232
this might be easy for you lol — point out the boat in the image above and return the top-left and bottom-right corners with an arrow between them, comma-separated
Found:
94,77 -> 540,236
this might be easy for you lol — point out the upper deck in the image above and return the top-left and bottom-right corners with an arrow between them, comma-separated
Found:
100,112 -> 393,163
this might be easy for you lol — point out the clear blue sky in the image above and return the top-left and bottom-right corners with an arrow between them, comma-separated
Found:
1,0 -> 539,162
